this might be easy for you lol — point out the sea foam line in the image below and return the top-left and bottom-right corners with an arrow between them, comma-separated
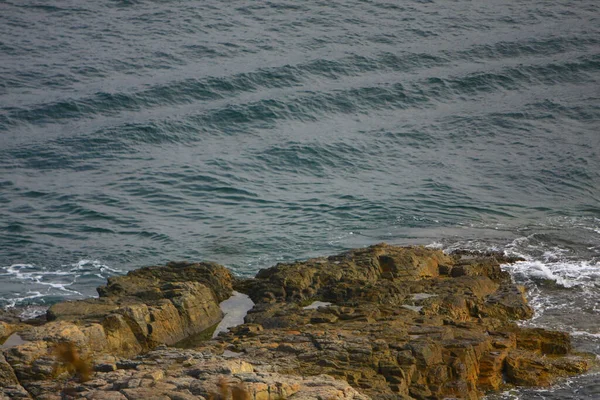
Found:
0,259 -> 122,308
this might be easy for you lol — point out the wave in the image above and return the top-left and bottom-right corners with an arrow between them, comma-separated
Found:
503,259 -> 600,289
0,259 -> 121,308
2,44 -> 597,133
436,221 -> 600,342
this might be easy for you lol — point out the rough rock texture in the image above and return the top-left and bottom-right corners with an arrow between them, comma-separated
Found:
96,261 -> 234,303
0,244 -> 594,400
0,262 -> 233,398
0,321 -> 15,341
43,261 -> 234,352
218,244 -> 591,399
0,346 -> 367,400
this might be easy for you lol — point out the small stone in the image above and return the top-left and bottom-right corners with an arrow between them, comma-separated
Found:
143,369 -> 164,381
95,363 -> 117,372
83,379 -> 109,388
165,392 -> 201,400
120,388 -> 171,400
85,392 -> 128,400
116,361 -> 141,370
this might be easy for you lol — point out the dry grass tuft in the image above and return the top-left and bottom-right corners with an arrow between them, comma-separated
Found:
52,341 -> 93,382
232,382 -> 251,400
208,377 -> 252,400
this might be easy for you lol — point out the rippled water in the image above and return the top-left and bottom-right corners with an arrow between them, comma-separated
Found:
1,1 -> 599,397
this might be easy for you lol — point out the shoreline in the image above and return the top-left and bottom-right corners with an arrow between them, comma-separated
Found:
1,244 -> 596,399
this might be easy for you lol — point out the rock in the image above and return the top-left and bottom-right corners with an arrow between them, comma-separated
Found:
1,262 -> 233,396
181,359 -> 367,400
43,262 -> 233,353
97,261 -> 233,303
2,350 -> 365,400
95,363 -> 117,373
3,340 -> 50,381
239,244 -> 452,303
19,320 -> 88,345
85,392 -> 128,400
165,392 -> 199,400
0,353 -> 19,387
46,299 -> 121,322
120,388 -> 171,400
513,327 -> 572,355
1,244 -> 593,400
477,349 -> 509,390
224,244 -> 591,399
0,321 -> 16,341
505,350 -> 591,386
0,384 -> 32,399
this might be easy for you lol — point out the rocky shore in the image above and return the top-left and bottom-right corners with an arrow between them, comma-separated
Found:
0,244 -> 594,400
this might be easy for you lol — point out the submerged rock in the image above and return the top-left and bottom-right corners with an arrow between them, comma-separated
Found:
0,244 -> 593,399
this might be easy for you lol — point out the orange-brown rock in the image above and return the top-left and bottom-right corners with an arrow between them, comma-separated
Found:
224,244 -> 592,399
43,262 -> 234,351
0,321 -> 15,342
0,244 -> 593,400
0,262 -> 233,398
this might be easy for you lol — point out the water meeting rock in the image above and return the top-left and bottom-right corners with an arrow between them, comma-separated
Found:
0,244 -> 593,399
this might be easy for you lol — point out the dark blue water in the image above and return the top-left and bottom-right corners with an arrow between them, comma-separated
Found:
1,1 -> 599,397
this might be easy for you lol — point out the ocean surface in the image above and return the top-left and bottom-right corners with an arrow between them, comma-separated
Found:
1,0 -> 599,398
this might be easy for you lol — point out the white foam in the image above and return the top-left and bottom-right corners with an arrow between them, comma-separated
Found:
442,239 -> 503,254
70,259 -> 122,274
570,331 -> 600,339
18,306 -> 48,320
0,291 -> 44,308
443,235 -> 600,290
1,259 -> 122,308
503,259 -> 600,289
2,264 -> 81,294
583,226 -> 600,235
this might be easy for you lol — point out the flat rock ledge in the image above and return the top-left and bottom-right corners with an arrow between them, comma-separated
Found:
0,244 -> 594,400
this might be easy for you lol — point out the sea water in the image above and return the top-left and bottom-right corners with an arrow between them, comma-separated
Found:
1,1 -> 599,398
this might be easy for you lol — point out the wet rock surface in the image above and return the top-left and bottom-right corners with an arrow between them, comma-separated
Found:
0,244 -> 594,399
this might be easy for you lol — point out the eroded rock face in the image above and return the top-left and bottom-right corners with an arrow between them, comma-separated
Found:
0,321 -> 15,341
0,262 -> 233,398
224,244 -> 591,399
0,245 -> 594,400
43,262 -> 234,351
96,261 -> 234,303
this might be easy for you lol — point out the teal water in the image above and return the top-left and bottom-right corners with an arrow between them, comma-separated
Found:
1,1 -> 599,397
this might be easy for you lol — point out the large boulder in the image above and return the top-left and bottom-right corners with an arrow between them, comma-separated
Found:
225,244 -> 592,399
43,262 -> 234,350
1,262 -> 233,396
238,244 -> 453,304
